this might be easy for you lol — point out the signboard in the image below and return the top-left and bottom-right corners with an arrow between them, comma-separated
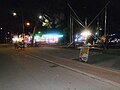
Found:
79,46 -> 89,62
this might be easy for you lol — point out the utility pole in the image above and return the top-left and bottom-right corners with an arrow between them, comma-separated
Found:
69,10 -> 74,44
104,6 -> 107,37
97,17 -> 101,37
69,8 -> 72,43
87,1 -> 110,28
19,5 -> 25,38
67,3 -> 85,47
71,16 -> 74,43
85,17 -> 87,27
31,21 -> 39,46
67,3 -> 84,27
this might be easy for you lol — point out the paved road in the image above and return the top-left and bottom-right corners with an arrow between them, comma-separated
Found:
0,47 -> 120,90
21,47 -> 120,84
37,46 -> 120,70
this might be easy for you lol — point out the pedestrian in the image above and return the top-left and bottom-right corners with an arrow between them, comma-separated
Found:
21,40 -> 25,50
14,41 -> 18,49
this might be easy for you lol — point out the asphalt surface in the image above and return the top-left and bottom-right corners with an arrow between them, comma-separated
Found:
62,46 -> 120,70
1,46 -> 120,90
0,44 -> 120,86
21,46 -> 120,86
33,46 -> 120,70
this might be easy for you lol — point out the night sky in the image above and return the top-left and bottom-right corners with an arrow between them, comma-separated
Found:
0,0 -> 120,34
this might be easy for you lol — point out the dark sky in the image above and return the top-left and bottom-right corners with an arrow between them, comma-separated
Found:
0,0 -> 120,34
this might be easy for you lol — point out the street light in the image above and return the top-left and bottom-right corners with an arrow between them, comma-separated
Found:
39,15 -> 43,19
81,30 -> 91,38
12,11 -> 25,38
31,14 -> 52,46
12,12 -> 17,16
81,29 -> 91,45
31,16 -> 41,46
26,22 -> 31,26
38,15 -> 52,28
38,31 -> 41,34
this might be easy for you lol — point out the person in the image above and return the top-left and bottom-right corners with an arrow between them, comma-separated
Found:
21,40 -> 25,50
14,41 -> 18,49
100,35 -> 107,50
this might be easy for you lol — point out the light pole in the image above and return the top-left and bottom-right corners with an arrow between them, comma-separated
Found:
12,10 -> 25,38
30,14 -> 52,46
31,20 -> 39,46
30,15 -> 43,46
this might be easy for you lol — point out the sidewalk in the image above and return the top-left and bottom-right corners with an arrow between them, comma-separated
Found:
24,48 -> 120,87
